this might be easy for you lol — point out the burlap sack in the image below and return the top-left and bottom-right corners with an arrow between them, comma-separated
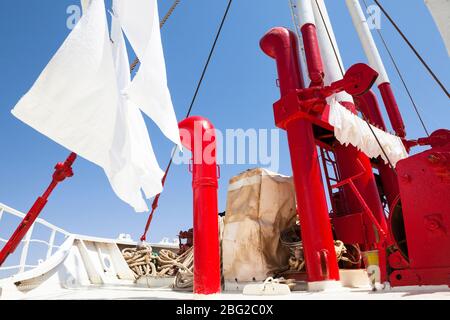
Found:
222,168 -> 297,282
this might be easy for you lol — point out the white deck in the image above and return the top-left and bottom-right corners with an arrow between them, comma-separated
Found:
7,285 -> 450,300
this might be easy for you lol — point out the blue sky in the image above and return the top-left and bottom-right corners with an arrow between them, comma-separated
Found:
0,0 -> 448,245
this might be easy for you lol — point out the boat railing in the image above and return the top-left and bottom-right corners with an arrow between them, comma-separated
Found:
0,202 -> 71,278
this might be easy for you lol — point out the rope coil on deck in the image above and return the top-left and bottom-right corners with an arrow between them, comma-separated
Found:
281,226 -> 361,272
122,244 -> 194,289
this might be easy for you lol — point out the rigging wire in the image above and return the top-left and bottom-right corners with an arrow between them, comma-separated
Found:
140,0 -> 234,241
130,0 -> 181,73
362,0 -> 430,137
314,0 -> 397,173
373,0 -> 450,99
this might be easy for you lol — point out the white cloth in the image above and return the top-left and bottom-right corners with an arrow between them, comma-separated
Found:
425,0 -> 450,56
80,0 -> 92,14
12,0 -> 165,212
328,98 -> 408,167
109,10 -> 164,211
114,0 -> 182,149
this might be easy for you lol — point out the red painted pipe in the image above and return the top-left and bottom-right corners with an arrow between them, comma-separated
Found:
378,82 -> 406,138
260,27 -> 305,96
261,27 -> 339,285
300,23 -> 325,86
178,116 -> 221,295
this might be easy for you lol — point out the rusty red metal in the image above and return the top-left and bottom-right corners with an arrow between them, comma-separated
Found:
178,116 -> 221,295
0,152 -> 77,267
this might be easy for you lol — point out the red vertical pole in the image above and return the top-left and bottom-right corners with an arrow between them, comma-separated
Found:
378,82 -> 406,138
286,120 -> 340,284
261,27 -> 340,288
178,116 -> 221,295
301,24 -> 325,86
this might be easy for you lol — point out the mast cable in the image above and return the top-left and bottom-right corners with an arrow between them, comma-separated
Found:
362,0 -> 430,137
314,0 -> 397,173
130,0 -> 181,73
140,0 -> 234,241
373,0 -> 449,99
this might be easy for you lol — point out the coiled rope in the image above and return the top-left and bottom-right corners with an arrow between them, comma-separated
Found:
122,244 -> 194,289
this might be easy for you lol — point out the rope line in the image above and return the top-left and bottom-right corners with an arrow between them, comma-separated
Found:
130,0 -> 181,73
373,0 -> 450,99
122,244 -> 194,288
140,0 -> 234,241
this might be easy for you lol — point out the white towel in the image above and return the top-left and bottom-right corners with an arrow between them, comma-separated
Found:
328,98 -> 408,167
12,0 -> 165,212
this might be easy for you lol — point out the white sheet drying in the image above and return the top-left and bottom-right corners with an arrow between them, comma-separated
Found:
11,0 -> 167,212
328,98 -> 408,167
114,0 -> 182,149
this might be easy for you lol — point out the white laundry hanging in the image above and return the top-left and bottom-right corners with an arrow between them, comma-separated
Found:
108,10 -> 165,212
328,98 -> 408,167
11,0 -> 176,212
114,0 -> 182,149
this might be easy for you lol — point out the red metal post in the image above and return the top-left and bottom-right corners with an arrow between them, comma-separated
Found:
378,82 -> 406,138
301,23 -> 324,86
178,116 -> 221,295
261,27 -> 340,286
0,152 -> 77,267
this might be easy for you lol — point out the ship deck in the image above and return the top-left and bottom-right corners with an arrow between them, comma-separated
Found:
10,285 -> 450,300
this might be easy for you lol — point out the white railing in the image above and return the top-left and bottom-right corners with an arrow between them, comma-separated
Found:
0,202 -> 71,277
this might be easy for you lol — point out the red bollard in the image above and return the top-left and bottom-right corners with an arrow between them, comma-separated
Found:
178,116 -> 221,295
261,27 -> 340,288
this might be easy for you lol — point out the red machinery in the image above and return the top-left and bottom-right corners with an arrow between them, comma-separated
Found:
389,130 -> 450,286
260,25 -> 450,288
260,27 -> 384,289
